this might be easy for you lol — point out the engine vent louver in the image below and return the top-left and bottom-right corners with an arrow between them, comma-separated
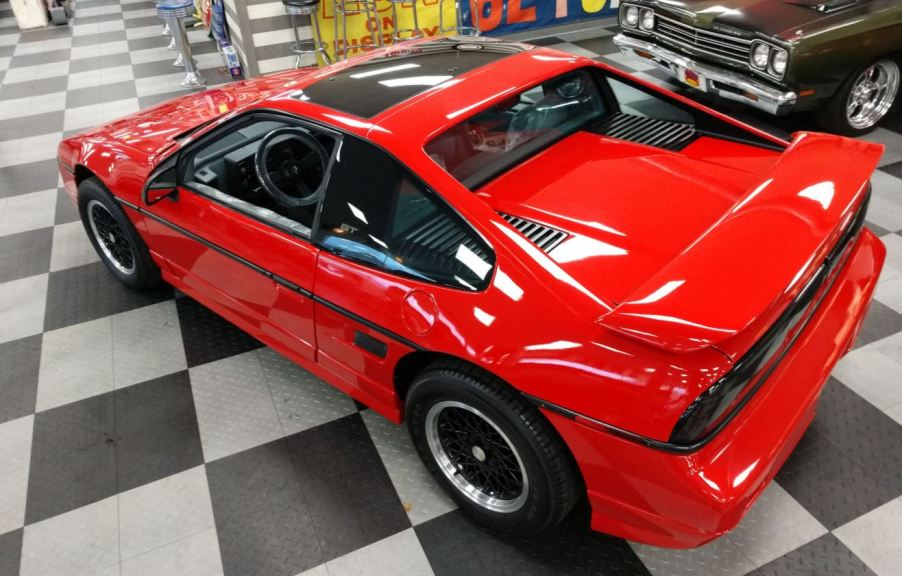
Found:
499,213 -> 568,253
598,113 -> 697,151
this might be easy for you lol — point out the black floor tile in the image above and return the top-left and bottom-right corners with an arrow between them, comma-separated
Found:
776,378 -> 902,528
17,26 -> 71,43
128,34 -> 172,52
54,187 -> 80,225
526,36 -> 565,46
0,529 -> 22,576
121,0 -> 156,11
43,261 -> 174,332
115,370 -> 204,492
70,11 -> 124,26
776,423 -> 897,529
853,300 -> 902,349
0,111 -> 65,142
7,48 -> 71,69
132,58 -> 184,79
124,15 -> 164,30
26,392 -> 118,524
69,29 -> 127,47
882,159 -> 902,181
572,36 -> 616,57
815,378 -> 902,493
865,220 -> 891,237
0,227 -> 53,283
65,79 -> 138,108
746,533 -> 877,576
175,297 -> 263,368
207,414 -> 409,576
285,414 -> 410,560
0,335 -> 41,425
0,75 -> 69,101
69,51 -> 132,74
0,159 -> 61,199
416,508 -> 652,576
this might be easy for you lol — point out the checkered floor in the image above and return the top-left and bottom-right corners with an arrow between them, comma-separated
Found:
2,2 -> 902,575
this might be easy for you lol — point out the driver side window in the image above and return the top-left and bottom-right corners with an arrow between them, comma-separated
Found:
180,114 -> 337,236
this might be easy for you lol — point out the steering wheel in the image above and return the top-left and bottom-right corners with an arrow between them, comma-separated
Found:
255,127 -> 328,208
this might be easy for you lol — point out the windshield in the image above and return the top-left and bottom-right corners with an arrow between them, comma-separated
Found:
425,69 -> 607,189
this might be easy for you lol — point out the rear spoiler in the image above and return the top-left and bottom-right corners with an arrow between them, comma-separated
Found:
597,132 -> 883,353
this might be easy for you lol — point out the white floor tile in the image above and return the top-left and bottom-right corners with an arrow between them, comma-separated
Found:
835,496 -> 902,576
0,92 -> 67,121
832,343 -> 902,413
324,529 -> 434,576
75,4 -> 122,18
0,189 -> 57,237
0,464 -> 29,535
0,414 -> 33,474
12,36 -> 71,56
64,97 -> 139,131
67,64 -> 134,90
190,350 -> 284,462
118,466 -> 215,560
70,40 -> 130,60
120,527 -> 223,576
112,300 -> 187,389
72,18 -> 125,37
0,273 -> 48,345
49,221 -> 99,272
0,132 -> 63,168
126,24 -> 165,40
1,60 -> 70,84
129,46 -> 175,65
20,496 -> 120,576
37,316 -> 114,412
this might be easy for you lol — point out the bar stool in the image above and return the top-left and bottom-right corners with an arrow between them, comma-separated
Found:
156,0 -> 206,87
333,0 -> 383,61
283,0 -> 331,67
440,0 -> 480,36
389,0 -> 421,42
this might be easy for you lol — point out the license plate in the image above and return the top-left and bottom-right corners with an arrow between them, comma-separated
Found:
679,67 -> 707,92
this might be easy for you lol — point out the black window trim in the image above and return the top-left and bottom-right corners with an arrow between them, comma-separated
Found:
170,109 -> 344,242
149,108 -> 497,293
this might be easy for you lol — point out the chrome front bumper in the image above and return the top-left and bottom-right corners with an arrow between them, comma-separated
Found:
613,34 -> 797,116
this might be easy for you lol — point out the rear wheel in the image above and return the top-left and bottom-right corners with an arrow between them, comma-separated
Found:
816,58 -> 900,136
406,360 -> 579,535
78,177 -> 161,290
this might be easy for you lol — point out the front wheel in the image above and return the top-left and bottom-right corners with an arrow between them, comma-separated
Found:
816,58 -> 901,136
406,361 -> 579,535
78,177 -> 162,290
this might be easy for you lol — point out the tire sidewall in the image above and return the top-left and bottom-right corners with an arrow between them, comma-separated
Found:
819,57 -> 901,136
407,371 -> 558,534
78,178 -> 160,290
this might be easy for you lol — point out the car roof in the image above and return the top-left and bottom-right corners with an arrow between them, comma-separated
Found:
264,37 -> 592,146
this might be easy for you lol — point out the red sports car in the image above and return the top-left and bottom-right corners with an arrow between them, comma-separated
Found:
58,36 -> 885,548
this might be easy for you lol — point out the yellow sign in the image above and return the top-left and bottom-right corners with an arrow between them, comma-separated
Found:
317,1 -> 459,62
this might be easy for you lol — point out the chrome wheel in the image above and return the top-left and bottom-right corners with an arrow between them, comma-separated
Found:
425,400 -> 528,513
87,199 -> 135,275
846,60 -> 900,130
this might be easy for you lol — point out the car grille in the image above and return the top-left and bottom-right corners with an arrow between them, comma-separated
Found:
653,13 -> 752,66
597,113 -> 697,151
499,213 -> 568,253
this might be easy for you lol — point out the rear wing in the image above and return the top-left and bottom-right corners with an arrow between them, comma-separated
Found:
598,132 -> 883,353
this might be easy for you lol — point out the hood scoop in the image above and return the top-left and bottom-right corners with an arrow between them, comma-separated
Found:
596,113 -> 697,151
499,213 -> 568,253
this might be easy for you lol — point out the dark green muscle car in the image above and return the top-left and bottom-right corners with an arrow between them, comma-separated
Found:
613,0 -> 902,135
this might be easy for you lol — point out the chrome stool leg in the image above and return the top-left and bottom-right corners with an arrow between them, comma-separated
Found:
158,3 -> 205,88
284,1 -> 330,67
440,0 -> 479,36
333,0 -> 382,61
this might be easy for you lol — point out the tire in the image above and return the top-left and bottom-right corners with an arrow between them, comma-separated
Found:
815,57 -> 901,136
406,360 -> 579,535
78,177 -> 162,290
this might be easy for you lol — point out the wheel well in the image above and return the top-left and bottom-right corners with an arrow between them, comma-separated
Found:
74,165 -> 96,188
393,350 -> 456,404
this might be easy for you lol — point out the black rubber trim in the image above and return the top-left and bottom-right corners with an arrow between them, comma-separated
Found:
354,331 -> 389,358
115,197 -> 424,351
525,189 -> 868,454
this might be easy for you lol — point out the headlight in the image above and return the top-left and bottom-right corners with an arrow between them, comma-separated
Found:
751,43 -> 770,70
771,48 -> 788,76
639,8 -> 655,31
622,5 -> 639,28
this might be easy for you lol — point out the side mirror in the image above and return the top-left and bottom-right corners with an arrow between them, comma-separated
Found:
143,163 -> 179,206
145,184 -> 177,205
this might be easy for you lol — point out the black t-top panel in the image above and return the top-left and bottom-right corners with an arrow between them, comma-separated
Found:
296,38 -> 529,118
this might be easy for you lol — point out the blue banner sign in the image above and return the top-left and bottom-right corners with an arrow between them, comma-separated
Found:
462,0 -> 620,35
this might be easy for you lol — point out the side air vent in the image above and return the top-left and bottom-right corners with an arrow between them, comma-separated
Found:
499,213 -> 568,253
597,113 -> 697,151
